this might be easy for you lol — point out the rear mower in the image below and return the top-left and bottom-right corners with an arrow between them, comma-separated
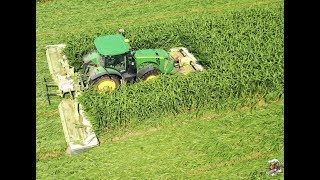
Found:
44,30 -> 204,154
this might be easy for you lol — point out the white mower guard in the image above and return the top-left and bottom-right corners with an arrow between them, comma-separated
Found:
45,44 -> 99,154
59,99 -> 99,154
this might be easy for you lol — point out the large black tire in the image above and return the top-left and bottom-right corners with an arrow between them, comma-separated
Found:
91,75 -> 120,92
140,68 -> 161,81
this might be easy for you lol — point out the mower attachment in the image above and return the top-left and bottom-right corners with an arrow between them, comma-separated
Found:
45,44 -> 98,154
168,47 -> 204,74
59,99 -> 99,154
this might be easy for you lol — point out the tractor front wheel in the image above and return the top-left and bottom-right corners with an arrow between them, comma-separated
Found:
92,75 -> 120,92
141,68 -> 161,81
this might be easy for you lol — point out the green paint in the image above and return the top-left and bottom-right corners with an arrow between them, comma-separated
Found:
91,37 -> 175,76
135,49 -> 173,73
93,66 -> 107,74
86,51 -> 102,65
94,34 -> 130,56
104,67 -> 121,75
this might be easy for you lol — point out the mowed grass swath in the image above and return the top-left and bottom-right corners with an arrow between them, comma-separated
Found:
59,7 -> 285,133
36,100 -> 284,179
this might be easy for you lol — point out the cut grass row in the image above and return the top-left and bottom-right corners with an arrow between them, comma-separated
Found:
36,100 -> 284,179
36,0 -> 281,37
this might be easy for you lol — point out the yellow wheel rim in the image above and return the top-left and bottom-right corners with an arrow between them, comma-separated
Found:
97,79 -> 116,92
146,75 -> 157,81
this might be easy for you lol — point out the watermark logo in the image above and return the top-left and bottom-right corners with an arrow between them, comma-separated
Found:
267,159 -> 282,176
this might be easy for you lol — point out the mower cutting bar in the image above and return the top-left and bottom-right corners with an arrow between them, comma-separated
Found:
59,99 -> 99,154
168,47 -> 204,74
46,44 -> 74,84
45,44 -> 99,154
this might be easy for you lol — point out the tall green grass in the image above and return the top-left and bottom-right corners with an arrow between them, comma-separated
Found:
67,6 -> 284,133
63,7 -> 283,71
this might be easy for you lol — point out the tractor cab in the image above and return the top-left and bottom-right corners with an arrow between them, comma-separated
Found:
94,34 -> 132,72
82,34 -> 140,86
103,54 -> 128,73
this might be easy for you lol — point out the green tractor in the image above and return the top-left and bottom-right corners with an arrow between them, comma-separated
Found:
81,33 -> 203,92
44,31 -> 204,154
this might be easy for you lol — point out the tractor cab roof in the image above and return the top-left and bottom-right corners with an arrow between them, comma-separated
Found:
94,34 -> 130,56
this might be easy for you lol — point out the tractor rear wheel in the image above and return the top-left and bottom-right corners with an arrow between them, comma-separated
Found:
141,68 -> 161,81
92,75 -> 120,92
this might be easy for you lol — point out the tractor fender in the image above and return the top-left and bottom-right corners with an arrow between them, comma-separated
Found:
89,69 -> 122,83
137,66 -> 159,79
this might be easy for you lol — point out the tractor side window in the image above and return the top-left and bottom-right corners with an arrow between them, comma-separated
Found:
100,56 -> 105,67
105,55 -> 126,72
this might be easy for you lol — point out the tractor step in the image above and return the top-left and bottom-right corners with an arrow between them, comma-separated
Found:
121,72 -> 136,83
58,99 -> 99,154
44,77 -> 60,105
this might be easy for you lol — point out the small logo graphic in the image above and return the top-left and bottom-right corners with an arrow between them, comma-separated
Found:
267,159 -> 282,176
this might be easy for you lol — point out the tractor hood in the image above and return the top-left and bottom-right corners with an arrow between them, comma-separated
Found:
134,49 -> 169,60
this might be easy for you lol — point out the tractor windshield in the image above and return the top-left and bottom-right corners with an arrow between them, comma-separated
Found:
104,54 -> 126,72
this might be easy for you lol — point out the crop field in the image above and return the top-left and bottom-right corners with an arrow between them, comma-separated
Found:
36,0 -> 284,179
